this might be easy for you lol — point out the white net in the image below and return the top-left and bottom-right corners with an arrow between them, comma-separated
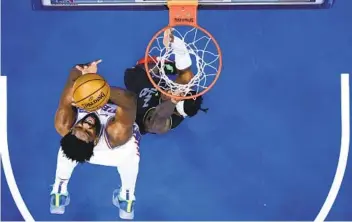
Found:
146,26 -> 221,97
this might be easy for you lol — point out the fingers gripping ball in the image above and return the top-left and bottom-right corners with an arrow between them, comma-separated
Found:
73,73 -> 110,112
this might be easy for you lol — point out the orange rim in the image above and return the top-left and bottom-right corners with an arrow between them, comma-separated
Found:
144,0 -> 222,100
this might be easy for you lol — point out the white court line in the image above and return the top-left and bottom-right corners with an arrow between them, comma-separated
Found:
314,73 -> 350,222
0,0 -> 2,216
0,72 -> 349,221
0,77 -> 35,221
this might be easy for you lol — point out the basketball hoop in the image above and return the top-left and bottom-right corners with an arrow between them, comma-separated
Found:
144,0 -> 222,100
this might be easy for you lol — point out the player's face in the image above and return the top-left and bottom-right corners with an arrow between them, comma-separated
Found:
72,116 -> 97,143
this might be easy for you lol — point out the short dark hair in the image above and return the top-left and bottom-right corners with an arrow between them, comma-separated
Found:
183,92 -> 208,117
60,132 -> 95,163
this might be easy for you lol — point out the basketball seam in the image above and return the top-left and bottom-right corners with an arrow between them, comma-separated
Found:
75,82 -> 107,104
73,78 -> 105,96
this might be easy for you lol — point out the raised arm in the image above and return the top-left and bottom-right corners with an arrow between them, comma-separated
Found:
54,67 -> 81,136
106,87 -> 137,147
146,31 -> 194,134
55,60 -> 102,136
164,29 -> 194,84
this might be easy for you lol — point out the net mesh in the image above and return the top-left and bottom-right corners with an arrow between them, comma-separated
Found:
146,26 -> 221,97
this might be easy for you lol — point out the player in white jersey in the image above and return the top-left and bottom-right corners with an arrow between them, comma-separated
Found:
50,60 -> 140,220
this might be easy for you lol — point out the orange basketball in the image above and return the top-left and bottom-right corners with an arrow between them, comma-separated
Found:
72,73 -> 110,112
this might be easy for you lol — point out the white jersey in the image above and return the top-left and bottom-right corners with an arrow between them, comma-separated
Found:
53,103 -> 141,198
73,103 -> 141,166
75,103 -> 117,151
76,103 -> 118,130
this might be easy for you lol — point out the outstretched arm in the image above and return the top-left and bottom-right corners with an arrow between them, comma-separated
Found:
54,67 -> 81,136
149,32 -> 194,133
109,87 -> 137,125
54,60 -> 102,136
164,29 -> 194,84
106,87 -> 137,146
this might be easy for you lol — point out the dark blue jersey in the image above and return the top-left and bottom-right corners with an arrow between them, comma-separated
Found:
124,65 -> 184,134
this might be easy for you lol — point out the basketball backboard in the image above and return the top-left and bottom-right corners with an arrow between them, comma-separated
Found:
41,0 -> 334,7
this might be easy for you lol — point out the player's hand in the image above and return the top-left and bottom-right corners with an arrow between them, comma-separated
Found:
163,28 -> 174,47
75,59 -> 102,75
161,90 -> 183,104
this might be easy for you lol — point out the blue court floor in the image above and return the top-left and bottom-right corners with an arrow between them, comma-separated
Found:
1,0 -> 352,220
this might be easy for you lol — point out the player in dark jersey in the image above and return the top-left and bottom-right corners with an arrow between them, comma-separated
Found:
124,32 -> 208,135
